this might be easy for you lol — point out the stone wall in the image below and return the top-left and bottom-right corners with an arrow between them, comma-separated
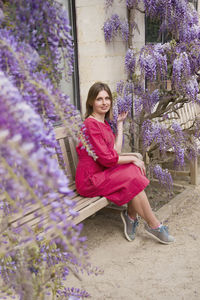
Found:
76,0 -> 128,114
75,1 -> 145,151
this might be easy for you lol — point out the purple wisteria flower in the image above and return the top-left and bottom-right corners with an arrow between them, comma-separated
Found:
116,80 -> 124,95
142,120 -> 172,152
144,0 -> 200,43
134,95 -> 143,117
103,14 -> 130,43
135,89 -> 160,116
103,0 -> 200,192
142,119 -> 187,169
0,8 -> 4,24
171,122 -> 185,166
105,0 -> 114,9
187,39 -> 200,74
0,1 -> 97,298
111,81 -> 133,132
139,44 -> 167,81
103,14 -> 121,42
185,76 -> 199,101
3,0 -> 74,81
0,69 -> 76,215
125,48 -> 136,76
103,18 -> 114,42
172,52 -> 191,87
153,165 -> 173,191
121,20 -> 129,42
126,0 -> 140,9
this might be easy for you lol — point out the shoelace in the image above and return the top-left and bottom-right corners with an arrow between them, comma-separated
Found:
133,219 -> 139,228
127,216 -> 139,227
160,225 -> 169,233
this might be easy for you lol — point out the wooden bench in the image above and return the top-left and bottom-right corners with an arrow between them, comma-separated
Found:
165,102 -> 200,185
6,126 -> 109,236
53,126 -> 109,224
148,80 -> 200,185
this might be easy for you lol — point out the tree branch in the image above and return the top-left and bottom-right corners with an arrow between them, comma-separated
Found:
136,7 -> 145,13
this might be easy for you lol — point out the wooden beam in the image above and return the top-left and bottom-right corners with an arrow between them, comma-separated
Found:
190,157 -> 198,185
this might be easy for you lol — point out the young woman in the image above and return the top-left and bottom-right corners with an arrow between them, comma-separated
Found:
75,82 -> 174,244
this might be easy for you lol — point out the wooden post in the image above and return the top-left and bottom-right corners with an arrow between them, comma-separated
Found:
190,157 -> 198,185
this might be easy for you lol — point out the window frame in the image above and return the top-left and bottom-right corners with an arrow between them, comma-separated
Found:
189,0 -> 198,10
66,0 -> 81,111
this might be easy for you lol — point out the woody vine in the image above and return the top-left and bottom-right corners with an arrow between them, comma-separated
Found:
104,0 -> 200,190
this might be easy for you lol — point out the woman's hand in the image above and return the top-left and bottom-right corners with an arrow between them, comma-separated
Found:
117,111 -> 128,123
115,111 -> 128,154
132,157 -> 146,176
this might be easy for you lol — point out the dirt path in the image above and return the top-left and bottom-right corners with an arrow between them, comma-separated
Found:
67,185 -> 200,300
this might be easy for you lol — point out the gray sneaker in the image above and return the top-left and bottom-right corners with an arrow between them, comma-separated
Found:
120,210 -> 139,242
145,223 -> 174,244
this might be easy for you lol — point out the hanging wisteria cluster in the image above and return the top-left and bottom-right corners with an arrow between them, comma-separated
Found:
0,1 -> 98,299
1,0 -> 74,83
104,14 -> 129,42
172,52 -> 191,88
112,81 -> 134,129
125,48 -> 136,76
104,0 -> 200,188
142,120 -> 187,167
143,0 -> 199,42
152,165 -> 173,192
126,0 -> 141,9
134,89 -> 160,116
139,43 -> 168,82
105,0 -> 114,9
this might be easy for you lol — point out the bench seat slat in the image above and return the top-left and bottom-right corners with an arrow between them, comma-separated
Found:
7,126 -> 109,236
10,195 -> 108,229
34,196 -> 109,230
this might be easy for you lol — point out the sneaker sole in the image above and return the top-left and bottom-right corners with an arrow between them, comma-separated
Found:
145,229 -> 175,245
120,212 -> 135,242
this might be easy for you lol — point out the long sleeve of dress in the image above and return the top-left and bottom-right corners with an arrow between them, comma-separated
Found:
86,120 -> 119,168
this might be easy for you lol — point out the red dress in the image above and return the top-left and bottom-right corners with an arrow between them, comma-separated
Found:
75,118 -> 149,206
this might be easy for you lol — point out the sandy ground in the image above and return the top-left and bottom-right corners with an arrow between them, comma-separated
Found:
67,184 -> 200,300
2,184 -> 200,300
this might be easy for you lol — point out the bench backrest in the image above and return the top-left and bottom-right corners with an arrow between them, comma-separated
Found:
166,102 -> 200,129
54,126 -> 78,182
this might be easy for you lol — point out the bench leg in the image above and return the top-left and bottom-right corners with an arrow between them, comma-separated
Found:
190,157 -> 198,185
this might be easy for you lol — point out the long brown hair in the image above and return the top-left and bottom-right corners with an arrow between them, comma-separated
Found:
85,82 -> 113,120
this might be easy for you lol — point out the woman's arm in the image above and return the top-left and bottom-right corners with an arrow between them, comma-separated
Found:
84,119 -> 119,168
120,152 -> 143,161
114,112 -> 128,154
117,155 -> 146,176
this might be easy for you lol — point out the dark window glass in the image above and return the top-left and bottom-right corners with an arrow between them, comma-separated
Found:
189,0 -> 198,10
60,0 -> 81,110
145,16 -> 171,45
145,17 -> 161,44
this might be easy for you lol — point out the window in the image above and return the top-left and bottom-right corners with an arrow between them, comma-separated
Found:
60,0 -> 81,110
145,16 -> 172,44
189,0 -> 198,10
145,17 -> 162,44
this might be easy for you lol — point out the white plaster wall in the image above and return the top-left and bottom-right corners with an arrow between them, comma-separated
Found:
132,3 -> 145,51
76,0 -> 128,114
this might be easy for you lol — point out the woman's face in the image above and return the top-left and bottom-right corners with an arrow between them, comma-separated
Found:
92,90 -> 111,116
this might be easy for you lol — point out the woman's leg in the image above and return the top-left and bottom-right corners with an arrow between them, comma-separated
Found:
128,190 -> 160,228
122,190 -> 174,244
